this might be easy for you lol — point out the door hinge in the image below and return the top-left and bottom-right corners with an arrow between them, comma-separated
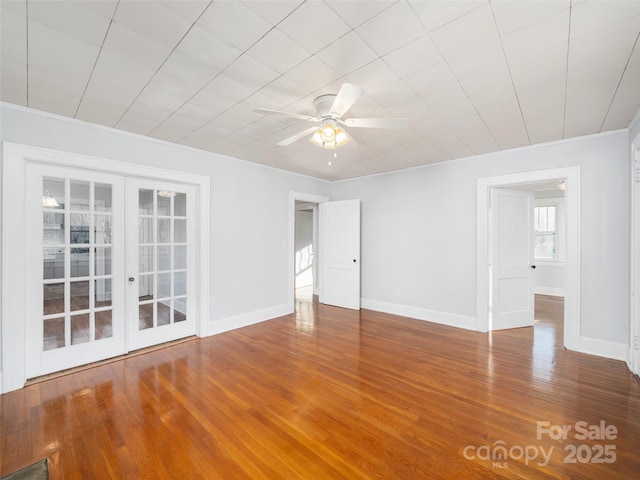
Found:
634,336 -> 639,350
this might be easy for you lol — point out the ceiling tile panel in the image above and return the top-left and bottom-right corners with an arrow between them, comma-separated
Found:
28,20 -> 100,113
27,0 -> 113,46
315,32 -> 378,77
344,59 -> 400,95
197,0 -> 272,50
409,1 -> 486,33
492,0 -> 569,36
355,1 -> 426,56
150,113 -> 203,142
382,34 -> 442,79
224,54 -> 281,94
114,1 -> 193,48
500,9 -> 570,63
160,51 -> 222,87
241,0 -> 303,26
429,3 -> 498,58
102,22 -> 173,71
283,56 -> 342,92
325,1 -> 394,29
176,25 -> 243,69
277,1 -> 351,53
570,0 -> 640,39
245,28 -> 311,74
159,0 -> 210,23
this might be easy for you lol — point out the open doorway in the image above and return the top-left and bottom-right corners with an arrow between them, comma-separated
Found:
477,166 -> 580,352
294,201 -> 318,304
288,192 -> 329,313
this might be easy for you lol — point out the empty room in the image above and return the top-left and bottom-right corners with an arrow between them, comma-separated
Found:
1,0 -> 640,478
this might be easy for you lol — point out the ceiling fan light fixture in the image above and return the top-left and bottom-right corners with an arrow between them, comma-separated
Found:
310,125 -> 349,149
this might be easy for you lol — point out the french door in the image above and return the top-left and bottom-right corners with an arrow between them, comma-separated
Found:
126,179 -> 196,351
25,165 -> 196,378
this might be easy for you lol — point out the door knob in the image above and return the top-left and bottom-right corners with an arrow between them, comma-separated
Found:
128,276 -> 135,282
530,265 -> 536,269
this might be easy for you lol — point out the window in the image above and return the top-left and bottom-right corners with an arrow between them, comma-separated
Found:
534,205 -> 557,259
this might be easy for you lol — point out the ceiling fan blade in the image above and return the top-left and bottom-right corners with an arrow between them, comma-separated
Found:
277,126 -> 318,146
254,108 -> 317,122
330,83 -> 364,118
341,117 -> 409,129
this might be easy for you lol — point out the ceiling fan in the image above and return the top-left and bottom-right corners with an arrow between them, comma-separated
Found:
253,83 -> 408,149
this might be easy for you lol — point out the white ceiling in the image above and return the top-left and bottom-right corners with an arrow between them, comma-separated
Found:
1,0 -> 639,181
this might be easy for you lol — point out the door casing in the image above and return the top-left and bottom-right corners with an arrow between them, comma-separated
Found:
477,167 -> 581,351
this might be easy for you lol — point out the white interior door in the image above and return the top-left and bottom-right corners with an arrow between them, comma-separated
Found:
490,188 -> 535,330
319,199 -> 361,310
126,179 -> 197,351
25,164 -> 126,377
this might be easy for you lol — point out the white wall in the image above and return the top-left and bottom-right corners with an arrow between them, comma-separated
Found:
330,130 -> 631,347
0,103 -> 330,372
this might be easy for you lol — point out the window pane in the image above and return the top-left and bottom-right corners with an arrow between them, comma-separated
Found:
158,273 -> 171,299
158,301 -> 171,326
95,310 -> 113,340
157,191 -> 171,216
139,217 -> 154,244
157,218 -> 171,243
174,193 -> 186,216
95,183 -> 112,212
139,246 -> 154,273
175,271 -> 186,296
138,274 -> 154,301
71,314 -> 90,345
174,245 -> 186,270
95,215 -> 112,244
44,283 -> 65,315
43,213 -> 65,245
44,317 -> 65,350
95,278 -> 112,308
139,189 -> 154,215
43,177 -> 64,210
158,246 -> 171,271
538,207 -> 548,232
70,281 -> 90,311
535,233 -> 557,259
95,247 -> 112,275
44,248 -> 65,280
174,298 -> 186,323
547,206 -> 556,232
70,248 -> 90,277
70,180 -> 90,211
70,214 -> 90,244
174,219 -> 186,243
139,304 -> 154,330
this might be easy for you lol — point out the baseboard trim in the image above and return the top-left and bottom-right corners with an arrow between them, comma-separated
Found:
208,303 -> 291,336
534,287 -> 565,297
361,298 -> 478,331
579,336 -> 628,362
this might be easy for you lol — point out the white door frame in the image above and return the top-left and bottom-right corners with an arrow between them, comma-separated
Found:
476,166 -> 581,351
1,142 -> 211,393
288,191 -> 329,312
630,135 -> 640,375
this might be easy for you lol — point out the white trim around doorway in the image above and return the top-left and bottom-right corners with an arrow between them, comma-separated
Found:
1,142 -> 211,393
288,191 -> 329,313
476,167 -> 581,351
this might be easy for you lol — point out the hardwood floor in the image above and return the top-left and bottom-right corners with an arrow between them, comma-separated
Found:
2,295 -> 639,479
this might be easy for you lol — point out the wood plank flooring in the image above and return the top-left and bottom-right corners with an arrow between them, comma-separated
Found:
2,295 -> 639,479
